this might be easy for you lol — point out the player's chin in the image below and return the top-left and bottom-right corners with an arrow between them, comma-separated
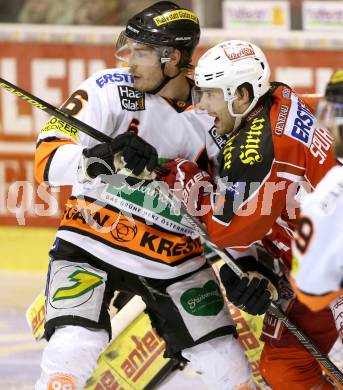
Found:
133,84 -> 149,93
132,78 -> 145,90
214,118 -> 225,135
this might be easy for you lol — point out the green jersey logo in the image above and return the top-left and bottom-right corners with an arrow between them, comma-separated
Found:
52,270 -> 104,301
181,280 -> 224,316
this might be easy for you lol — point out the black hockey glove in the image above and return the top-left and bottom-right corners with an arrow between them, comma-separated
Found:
219,256 -> 279,315
82,132 -> 158,178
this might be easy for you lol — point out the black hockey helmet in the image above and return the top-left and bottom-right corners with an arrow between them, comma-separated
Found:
125,1 -> 200,51
325,69 -> 343,104
116,1 -> 200,69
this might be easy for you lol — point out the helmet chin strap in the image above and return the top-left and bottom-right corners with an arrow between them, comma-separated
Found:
226,94 -> 259,132
147,62 -> 181,95
233,116 -> 242,131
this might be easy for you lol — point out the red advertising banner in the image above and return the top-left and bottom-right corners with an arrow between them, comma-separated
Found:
0,35 -> 342,226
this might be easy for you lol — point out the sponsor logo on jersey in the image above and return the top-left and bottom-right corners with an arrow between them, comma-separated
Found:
118,85 -> 145,111
239,117 -> 264,165
246,104 -> 263,122
222,136 -> 237,170
64,203 -> 138,241
52,269 -> 104,301
153,10 -> 198,26
180,280 -> 224,316
48,262 -> 106,311
110,216 -> 138,242
39,117 -> 78,140
61,198 -> 200,264
96,72 -> 134,88
139,231 -> 202,257
208,126 -> 227,150
290,100 -> 315,145
64,205 -> 111,229
275,104 -> 289,135
310,127 -> 333,164
103,183 -> 194,235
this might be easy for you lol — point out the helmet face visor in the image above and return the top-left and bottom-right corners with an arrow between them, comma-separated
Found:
115,31 -> 171,66
191,86 -> 225,114
317,101 -> 343,157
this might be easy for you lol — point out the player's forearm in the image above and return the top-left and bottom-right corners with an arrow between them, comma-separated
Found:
35,139 -> 84,186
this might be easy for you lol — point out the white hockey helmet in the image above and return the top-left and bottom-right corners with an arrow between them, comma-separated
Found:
194,40 -> 271,117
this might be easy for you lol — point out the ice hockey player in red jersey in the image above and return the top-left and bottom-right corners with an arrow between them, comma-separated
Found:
292,70 -> 343,341
160,40 -> 340,389
34,3 -> 254,390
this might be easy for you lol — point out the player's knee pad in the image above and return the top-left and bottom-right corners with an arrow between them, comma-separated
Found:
35,325 -> 108,390
181,334 -> 255,390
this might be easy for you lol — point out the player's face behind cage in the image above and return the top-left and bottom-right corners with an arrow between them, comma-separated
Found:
317,101 -> 343,158
192,86 -> 236,135
115,36 -> 171,92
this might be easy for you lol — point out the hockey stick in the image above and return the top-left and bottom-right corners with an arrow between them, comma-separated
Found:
2,77 -> 342,385
0,77 -> 168,176
0,77 -> 111,142
151,184 -> 343,386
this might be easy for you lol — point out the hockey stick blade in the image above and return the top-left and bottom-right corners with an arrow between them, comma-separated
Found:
0,77 -> 169,176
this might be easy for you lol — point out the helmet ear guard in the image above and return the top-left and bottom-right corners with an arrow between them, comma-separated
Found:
194,40 -> 271,118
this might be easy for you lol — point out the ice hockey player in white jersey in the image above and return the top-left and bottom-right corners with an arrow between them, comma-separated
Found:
34,2 -> 254,389
292,69 -> 343,315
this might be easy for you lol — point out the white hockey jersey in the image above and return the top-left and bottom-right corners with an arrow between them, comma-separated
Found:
35,67 -> 223,279
292,165 -> 343,310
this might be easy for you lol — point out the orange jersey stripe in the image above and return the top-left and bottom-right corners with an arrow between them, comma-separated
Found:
59,197 -> 203,265
35,138 -> 75,184
291,277 -> 343,312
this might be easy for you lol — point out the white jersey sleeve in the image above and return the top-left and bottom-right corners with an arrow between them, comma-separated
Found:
36,68 -> 131,186
292,165 -> 343,310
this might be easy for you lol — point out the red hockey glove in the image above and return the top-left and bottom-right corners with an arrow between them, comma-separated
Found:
159,158 -> 213,215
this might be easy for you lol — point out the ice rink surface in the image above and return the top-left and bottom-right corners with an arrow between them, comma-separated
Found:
0,271 -> 207,389
1,270 -> 341,389
0,272 -> 46,390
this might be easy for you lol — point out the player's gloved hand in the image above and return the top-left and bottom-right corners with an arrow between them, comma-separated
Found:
81,132 -> 158,179
159,158 -> 213,213
219,256 -> 279,315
